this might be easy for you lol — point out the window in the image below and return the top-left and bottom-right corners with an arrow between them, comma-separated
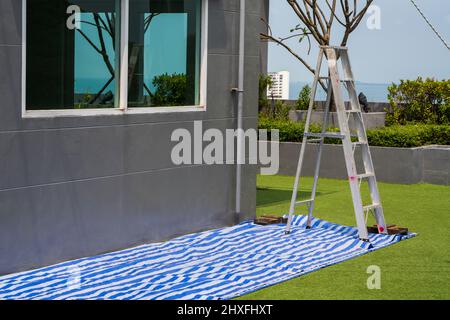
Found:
25,0 -> 120,110
23,0 -> 204,113
128,0 -> 202,107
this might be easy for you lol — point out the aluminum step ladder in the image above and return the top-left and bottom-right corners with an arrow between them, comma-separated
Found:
285,46 -> 387,241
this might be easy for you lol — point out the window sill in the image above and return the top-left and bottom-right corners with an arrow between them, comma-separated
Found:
22,106 -> 206,119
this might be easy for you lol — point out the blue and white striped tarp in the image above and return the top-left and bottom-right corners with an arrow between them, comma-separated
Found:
0,215 -> 414,300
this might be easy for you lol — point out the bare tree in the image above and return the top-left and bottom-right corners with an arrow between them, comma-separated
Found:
261,0 -> 374,89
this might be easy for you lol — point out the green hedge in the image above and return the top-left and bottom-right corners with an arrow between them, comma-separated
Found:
367,125 -> 450,147
259,117 -> 450,148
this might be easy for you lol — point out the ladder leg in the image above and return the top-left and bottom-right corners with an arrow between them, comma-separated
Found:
285,49 -> 324,234
306,80 -> 333,228
340,50 -> 388,235
362,144 -> 388,234
326,48 -> 369,240
285,135 -> 308,234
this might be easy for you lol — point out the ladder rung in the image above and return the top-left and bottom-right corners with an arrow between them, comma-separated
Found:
305,132 -> 346,139
357,173 -> 374,180
320,77 -> 352,82
295,199 -> 314,206
352,141 -> 367,146
345,109 -> 360,113
363,203 -> 381,211
307,138 -> 322,143
321,45 -> 347,51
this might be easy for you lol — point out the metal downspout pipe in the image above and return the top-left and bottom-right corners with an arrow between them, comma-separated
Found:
235,0 -> 246,220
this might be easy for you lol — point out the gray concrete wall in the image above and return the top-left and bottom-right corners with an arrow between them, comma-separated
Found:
0,0 -> 262,275
276,142 -> 449,185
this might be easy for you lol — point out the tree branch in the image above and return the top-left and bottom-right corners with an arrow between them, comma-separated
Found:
260,32 -> 326,91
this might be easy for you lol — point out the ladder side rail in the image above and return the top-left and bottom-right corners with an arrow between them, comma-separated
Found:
360,143 -> 388,233
340,51 -> 375,176
306,79 -> 333,228
285,48 -> 325,234
326,48 -> 369,240
340,51 -> 388,234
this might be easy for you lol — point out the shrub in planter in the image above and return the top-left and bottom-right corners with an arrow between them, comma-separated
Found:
260,100 -> 293,121
367,125 -> 450,147
387,77 -> 450,125
259,117 -> 336,142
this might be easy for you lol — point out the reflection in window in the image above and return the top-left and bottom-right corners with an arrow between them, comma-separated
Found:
26,0 -> 120,110
128,0 -> 202,107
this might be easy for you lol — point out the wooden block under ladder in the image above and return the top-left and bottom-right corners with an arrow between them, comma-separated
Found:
367,225 -> 408,235
254,215 -> 288,226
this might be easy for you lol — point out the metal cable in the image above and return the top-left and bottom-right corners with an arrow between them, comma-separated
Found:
409,0 -> 450,51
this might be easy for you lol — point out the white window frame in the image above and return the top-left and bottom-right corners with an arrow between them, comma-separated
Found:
21,0 -> 208,118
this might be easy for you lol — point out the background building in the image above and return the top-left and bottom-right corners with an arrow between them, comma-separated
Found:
0,0 -> 267,275
267,71 -> 290,100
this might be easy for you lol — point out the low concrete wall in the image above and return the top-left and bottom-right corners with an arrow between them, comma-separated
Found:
276,143 -> 449,185
284,100 -> 392,113
289,110 -> 386,129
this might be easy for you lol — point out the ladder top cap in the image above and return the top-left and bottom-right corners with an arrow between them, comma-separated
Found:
320,45 -> 348,50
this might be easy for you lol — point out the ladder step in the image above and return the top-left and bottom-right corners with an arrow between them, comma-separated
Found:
307,138 -> 322,143
357,173 -> 375,179
320,77 -> 353,82
305,132 -> 346,139
321,45 -> 347,51
345,109 -> 360,113
295,199 -> 314,206
363,203 -> 381,211
352,141 -> 367,146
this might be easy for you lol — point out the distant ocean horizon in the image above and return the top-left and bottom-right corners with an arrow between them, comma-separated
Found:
75,78 -> 156,95
290,81 -> 391,102
76,78 -> 391,102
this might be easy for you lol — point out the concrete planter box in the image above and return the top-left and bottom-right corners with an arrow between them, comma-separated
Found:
285,101 -> 392,113
289,110 -> 387,129
276,142 -> 449,185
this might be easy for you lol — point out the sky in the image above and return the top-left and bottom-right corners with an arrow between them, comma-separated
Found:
268,0 -> 450,84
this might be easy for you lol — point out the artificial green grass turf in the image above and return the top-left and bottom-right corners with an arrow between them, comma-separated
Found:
237,175 -> 450,300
